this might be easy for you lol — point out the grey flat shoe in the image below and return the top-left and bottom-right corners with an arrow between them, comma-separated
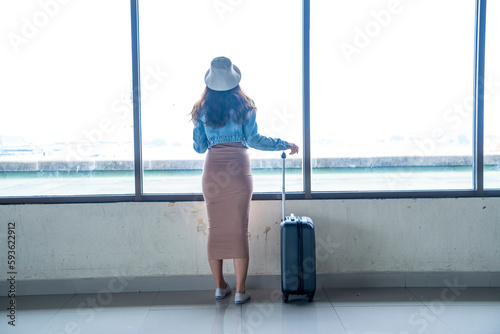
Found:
234,291 -> 250,304
215,283 -> 231,300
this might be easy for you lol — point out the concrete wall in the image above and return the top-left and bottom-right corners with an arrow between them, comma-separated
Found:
1,197 -> 499,286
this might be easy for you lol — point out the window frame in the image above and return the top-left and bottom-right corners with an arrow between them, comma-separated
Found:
2,0 -> 499,205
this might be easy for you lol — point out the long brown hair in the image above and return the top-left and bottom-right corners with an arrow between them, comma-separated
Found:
190,85 -> 256,128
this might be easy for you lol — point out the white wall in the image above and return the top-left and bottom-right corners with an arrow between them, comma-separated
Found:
1,197 -> 499,282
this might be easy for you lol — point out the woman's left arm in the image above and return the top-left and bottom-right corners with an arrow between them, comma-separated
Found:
193,120 -> 208,153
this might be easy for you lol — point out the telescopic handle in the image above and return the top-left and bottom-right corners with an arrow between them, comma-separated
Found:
281,151 -> 286,221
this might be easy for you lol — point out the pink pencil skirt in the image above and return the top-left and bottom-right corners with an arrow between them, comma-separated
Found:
202,142 -> 253,260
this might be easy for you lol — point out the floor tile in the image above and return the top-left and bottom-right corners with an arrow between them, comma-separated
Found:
139,307 -> 242,334
237,288 -> 332,309
235,288 -> 332,309
37,308 -> 148,334
238,289 -> 284,307
152,290 -> 237,310
335,305 -> 454,334
242,303 -> 346,334
62,291 -> 157,311
0,294 -> 72,334
325,288 -> 422,306
409,287 -> 500,306
429,305 -> 500,333
2,289 -> 499,333
0,310 -> 57,334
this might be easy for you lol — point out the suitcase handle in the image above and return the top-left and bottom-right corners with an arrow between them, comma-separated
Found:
281,151 -> 286,221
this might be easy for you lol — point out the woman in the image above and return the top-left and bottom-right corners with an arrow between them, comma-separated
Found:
191,57 -> 299,304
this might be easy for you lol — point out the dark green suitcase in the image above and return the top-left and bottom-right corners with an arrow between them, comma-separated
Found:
279,152 -> 316,303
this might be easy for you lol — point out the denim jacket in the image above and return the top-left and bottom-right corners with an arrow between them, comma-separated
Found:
193,109 -> 289,153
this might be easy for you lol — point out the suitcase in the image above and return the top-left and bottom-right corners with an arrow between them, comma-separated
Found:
280,152 -> 316,303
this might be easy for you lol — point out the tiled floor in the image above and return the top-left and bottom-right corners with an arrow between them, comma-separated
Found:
1,287 -> 500,333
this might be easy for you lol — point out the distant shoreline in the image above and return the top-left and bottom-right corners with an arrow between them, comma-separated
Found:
1,155 -> 500,172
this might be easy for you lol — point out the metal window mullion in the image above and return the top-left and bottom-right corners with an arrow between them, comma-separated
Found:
130,0 -> 143,200
473,0 -> 487,195
303,0 -> 312,198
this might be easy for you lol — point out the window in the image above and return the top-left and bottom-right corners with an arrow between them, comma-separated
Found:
139,0 -> 303,194
0,0 -> 134,196
0,0 -> 497,203
310,0 -> 476,192
484,0 -> 500,189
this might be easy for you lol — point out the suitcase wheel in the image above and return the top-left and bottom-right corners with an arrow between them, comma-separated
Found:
307,293 -> 314,303
282,293 -> 289,303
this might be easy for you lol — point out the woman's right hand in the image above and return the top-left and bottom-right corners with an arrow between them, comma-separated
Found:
288,143 -> 299,155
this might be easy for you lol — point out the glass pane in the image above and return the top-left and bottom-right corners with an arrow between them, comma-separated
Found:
484,0 -> 500,189
311,0 -> 476,192
0,0 -> 134,196
139,0 -> 302,194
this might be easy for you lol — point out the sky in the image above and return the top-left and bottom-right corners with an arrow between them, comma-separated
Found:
1,0 -> 499,162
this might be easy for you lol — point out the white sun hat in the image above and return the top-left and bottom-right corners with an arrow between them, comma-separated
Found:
204,56 -> 241,91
